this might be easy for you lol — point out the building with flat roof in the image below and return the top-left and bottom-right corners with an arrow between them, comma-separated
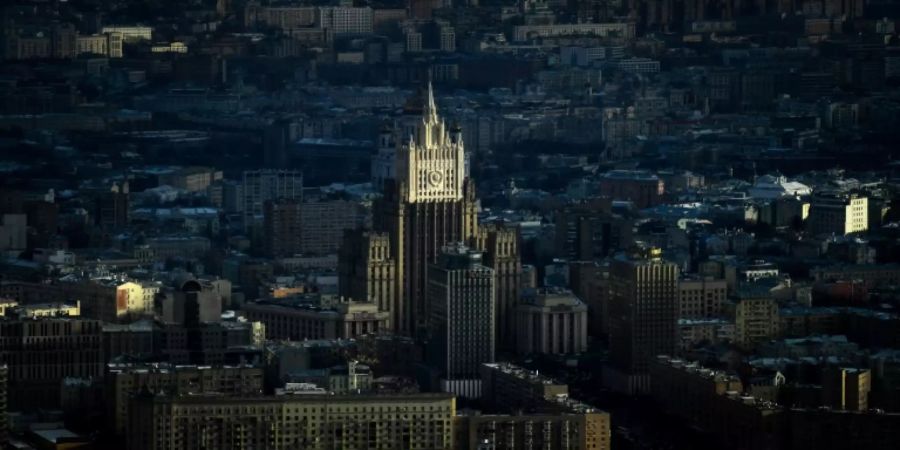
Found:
105,363 -> 264,436
0,365 -> 6,443
748,174 -> 812,199
650,356 -> 780,450
678,276 -> 727,320
243,297 -> 388,340
807,191 -> 868,236
127,393 -> 456,450
730,288 -> 779,350
0,318 -> 104,410
822,367 -> 871,412
598,170 -> 665,209
513,23 -> 635,42
101,25 -> 153,42
285,361 -> 372,394
454,412 -> 611,450
607,249 -> 679,393
242,169 -> 303,228
0,299 -> 80,318
515,287 -> 588,356
472,223 -> 521,352
480,362 -> 569,413
427,243 -> 495,398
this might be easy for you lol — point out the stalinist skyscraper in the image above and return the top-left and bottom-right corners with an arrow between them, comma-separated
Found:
376,84 -> 478,334
341,83 -> 518,342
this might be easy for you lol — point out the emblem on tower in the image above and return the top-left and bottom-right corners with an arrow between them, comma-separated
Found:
395,82 -> 467,203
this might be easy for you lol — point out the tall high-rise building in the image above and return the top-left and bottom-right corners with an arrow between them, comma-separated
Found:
265,197 -> 367,257
472,223 -> 521,351
373,84 -> 479,334
298,198 -> 367,255
554,198 -> 631,260
607,248 -> 679,394
427,243 -> 495,398
338,231 -> 397,326
94,181 -> 129,230
345,84 -> 516,340
242,169 -> 303,228
0,365 -> 6,444
0,214 -> 26,255
263,119 -> 292,168
263,199 -> 303,257
372,123 -> 397,191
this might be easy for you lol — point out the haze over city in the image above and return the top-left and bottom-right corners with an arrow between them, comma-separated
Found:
0,0 -> 900,449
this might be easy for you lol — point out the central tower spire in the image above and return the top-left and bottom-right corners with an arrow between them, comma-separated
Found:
397,82 -> 465,203
424,82 -> 438,124
370,84 -> 478,335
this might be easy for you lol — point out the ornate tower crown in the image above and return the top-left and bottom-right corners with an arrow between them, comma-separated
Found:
396,83 -> 466,203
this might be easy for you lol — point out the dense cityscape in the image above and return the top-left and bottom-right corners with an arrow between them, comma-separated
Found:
1,0 -> 900,449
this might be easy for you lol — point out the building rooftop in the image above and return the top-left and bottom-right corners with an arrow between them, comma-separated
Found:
30,428 -> 82,444
654,355 -> 742,384
107,362 -> 259,374
520,287 -> 586,309
142,392 -> 455,404
600,169 -> 659,181
482,362 -> 565,386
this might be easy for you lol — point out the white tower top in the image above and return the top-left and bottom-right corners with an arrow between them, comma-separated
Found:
396,83 -> 466,203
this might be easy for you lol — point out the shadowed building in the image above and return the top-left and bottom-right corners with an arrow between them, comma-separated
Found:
373,84 -> 478,335
472,223 -> 521,351
127,392 -> 456,450
427,243 -> 495,398
338,231 -> 398,328
607,248 -> 679,394
454,412 -> 611,450
0,318 -> 104,410
515,288 -> 588,356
